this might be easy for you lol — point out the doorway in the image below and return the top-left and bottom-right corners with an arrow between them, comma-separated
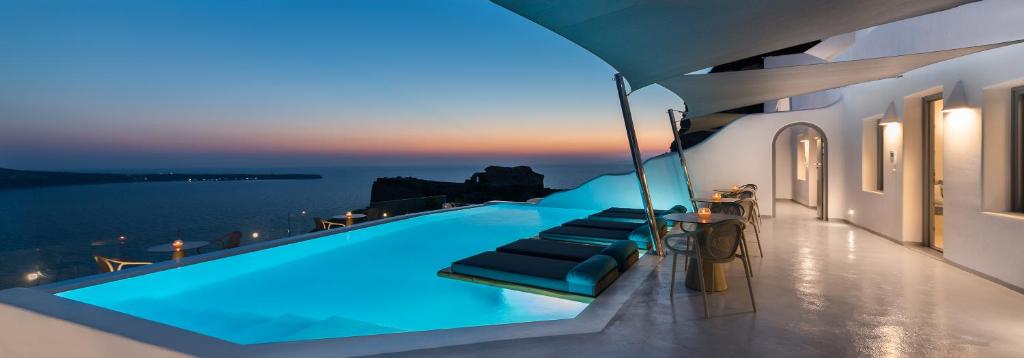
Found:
923,94 -> 944,252
772,123 -> 828,220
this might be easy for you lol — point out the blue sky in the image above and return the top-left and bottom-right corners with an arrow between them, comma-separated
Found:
0,0 -> 682,170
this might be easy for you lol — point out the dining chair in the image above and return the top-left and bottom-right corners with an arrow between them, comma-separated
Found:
735,188 -> 763,227
310,217 -> 345,233
737,198 -> 764,257
209,231 -> 243,250
94,255 -> 152,273
707,202 -> 755,276
665,219 -> 756,318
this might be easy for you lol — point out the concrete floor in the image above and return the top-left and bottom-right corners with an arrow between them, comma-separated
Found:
380,201 -> 1024,357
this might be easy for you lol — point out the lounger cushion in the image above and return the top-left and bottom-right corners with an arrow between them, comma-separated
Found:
451,251 -> 617,296
604,207 -> 670,215
587,211 -> 651,224
497,239 -> 638,271
567,255 -> 619,294
589,205 -> 688,226
562,219 -> 645,231
539,225 -> 652,250
605,205 -> 687,215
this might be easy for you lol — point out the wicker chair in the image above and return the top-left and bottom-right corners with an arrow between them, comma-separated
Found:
708,202 -> 756,276
204,231 -> 243,252
735,189 -> 762,223
94,255 -> 151,273
310,217 -> 345,233
665,219 -> 756,318
736,198 -> 764,257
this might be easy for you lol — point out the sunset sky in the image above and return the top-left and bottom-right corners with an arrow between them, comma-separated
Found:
0,0 -> 683,170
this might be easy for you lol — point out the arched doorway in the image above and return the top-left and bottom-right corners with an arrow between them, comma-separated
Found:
771,122 -> 828,220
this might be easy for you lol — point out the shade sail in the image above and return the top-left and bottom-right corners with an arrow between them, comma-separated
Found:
665,40 -> 1021,117
492,0 -> 976,89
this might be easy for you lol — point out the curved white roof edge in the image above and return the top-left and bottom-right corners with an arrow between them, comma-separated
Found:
491,0 -> 977,90
667,40 -> 1023,118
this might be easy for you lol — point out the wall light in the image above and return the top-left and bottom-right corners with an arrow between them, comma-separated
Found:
878,102 -> 900,126
943,80 -> 970,113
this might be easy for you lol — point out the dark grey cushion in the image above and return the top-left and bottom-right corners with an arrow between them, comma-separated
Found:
562,219 -> 644,231
540,225 -> 651,249
497,239 -> 638,272
451,251 -> 618,296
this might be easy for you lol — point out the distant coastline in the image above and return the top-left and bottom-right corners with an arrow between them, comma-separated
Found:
0,168 -> 322,190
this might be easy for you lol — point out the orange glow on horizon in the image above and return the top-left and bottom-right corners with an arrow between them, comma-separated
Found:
8,119 -> 674,158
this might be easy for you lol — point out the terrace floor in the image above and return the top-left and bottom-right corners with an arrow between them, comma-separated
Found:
383,201 -> 1024,357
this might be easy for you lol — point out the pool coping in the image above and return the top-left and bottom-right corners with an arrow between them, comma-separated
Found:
0,201 -> 659,357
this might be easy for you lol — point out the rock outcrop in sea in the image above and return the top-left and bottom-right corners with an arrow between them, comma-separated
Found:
369,166 -> 557,205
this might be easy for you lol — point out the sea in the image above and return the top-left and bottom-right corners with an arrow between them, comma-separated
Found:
0,163 -> 633,288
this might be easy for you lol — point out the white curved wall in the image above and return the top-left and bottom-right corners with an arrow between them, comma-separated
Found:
537,153 -> 692,212
683,103 -> 846,217
687,0 -> 1024,290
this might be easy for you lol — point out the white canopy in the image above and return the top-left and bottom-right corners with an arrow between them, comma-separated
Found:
668,41 -> 1021,117
492,0 -> 977,89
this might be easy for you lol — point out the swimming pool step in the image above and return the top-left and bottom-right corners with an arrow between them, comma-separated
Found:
227,314 -> 322,344
284,315 -> 404,341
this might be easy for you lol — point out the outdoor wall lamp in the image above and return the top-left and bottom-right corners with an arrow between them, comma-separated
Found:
943,80 -> 970,113
878,102 -> 900,126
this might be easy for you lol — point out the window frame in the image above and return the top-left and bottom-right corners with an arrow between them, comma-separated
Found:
876,118 -> 885,192
1012,86 -> 1024,212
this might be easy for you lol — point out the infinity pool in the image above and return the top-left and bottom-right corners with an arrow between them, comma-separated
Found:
57,203 -> 598,344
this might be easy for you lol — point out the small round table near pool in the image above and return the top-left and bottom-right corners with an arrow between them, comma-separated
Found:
147,241 -> 209,260
331,213 -> 367,226
692,197 -> 741,204
661,212 -> 743,292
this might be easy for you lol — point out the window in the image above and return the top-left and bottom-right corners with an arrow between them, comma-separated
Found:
860,116 -> 884,192
876,118 -> 885,191
797,138 -> 809,181
1012,86 -> 1024,212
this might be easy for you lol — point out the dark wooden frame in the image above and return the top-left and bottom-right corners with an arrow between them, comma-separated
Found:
922,93 -> 944,251
876,118 -> 885,192
1012,86 -> 1024,213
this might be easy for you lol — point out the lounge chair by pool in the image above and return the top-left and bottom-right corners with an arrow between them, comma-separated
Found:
496,239 -> 638,272
561,218 -> 646,232
446,251 -> 619,297
538,225 -> 653,249
587,205 -> 687,225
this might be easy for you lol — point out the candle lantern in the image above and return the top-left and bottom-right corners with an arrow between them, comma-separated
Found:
697,207 -> 712,221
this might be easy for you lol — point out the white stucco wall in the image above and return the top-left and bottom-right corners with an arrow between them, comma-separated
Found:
688,0 -> 1024,289
684,103 -> 846,218
773,128 -> 794,200
837,0 -> 1024,289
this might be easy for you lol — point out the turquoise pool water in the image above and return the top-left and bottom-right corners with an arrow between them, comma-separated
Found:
57,203 -> 598,344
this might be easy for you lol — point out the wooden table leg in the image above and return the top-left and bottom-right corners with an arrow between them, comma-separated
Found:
685,260 -> 728,292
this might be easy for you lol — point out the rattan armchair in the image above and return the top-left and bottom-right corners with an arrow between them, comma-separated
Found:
665,219 -> 756,318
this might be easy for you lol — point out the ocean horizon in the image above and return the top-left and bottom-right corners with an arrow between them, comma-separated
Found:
0,162 -> 633,288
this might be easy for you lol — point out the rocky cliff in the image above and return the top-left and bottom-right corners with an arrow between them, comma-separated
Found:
370,166 -> 557,204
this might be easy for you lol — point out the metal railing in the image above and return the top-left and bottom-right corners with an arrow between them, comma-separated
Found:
1,195 -> 453,289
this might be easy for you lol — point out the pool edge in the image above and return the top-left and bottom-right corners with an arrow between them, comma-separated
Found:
0,201 -> 657,356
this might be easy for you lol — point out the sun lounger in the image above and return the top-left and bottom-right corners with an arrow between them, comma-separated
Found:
561,218 -> 646,232
496,239 -> 639,272
538,225 -> 653,249
588,205 -> 688,225
448,251 -> 619,297
603,207 -> 674,215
